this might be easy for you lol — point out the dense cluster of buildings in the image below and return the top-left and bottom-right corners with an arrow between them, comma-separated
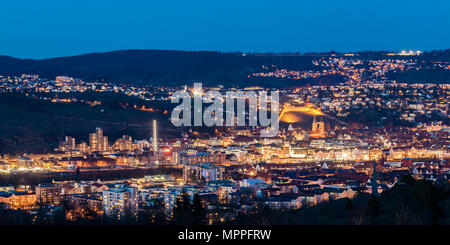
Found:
0,110 -> 448,223
0,74 -> 175,102
251,55 -> 422,85
1,150 -> 448,223
0,52 -> 448,223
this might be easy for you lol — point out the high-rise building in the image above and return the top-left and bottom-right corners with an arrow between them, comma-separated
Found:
163,189 -> 181,217
57,136 -> 76,152
102,184 -> 138,219
89,127 -> 109,152
113,135 -> 133,151
77,142 -> 89,153
35,183 -> 61,206
183,163 -> 224,183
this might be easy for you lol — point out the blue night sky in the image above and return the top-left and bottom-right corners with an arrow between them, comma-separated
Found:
0,0 -> 449,59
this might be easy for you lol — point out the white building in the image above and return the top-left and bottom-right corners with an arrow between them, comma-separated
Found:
102,184 -> 138,219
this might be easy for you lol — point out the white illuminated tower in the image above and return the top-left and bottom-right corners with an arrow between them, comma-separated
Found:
153,119 -> 158,152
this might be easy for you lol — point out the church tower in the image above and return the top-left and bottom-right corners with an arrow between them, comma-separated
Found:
312,116 -> 318,131
311,116 -> 325,138
317,117 -> 325,136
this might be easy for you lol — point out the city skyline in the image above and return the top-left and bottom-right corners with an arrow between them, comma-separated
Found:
0,1 -> 449,240
0,47 -> 448,236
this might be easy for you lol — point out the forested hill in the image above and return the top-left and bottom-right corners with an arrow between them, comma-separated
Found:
0,49 -> 449,87
0,50 -> 319,87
